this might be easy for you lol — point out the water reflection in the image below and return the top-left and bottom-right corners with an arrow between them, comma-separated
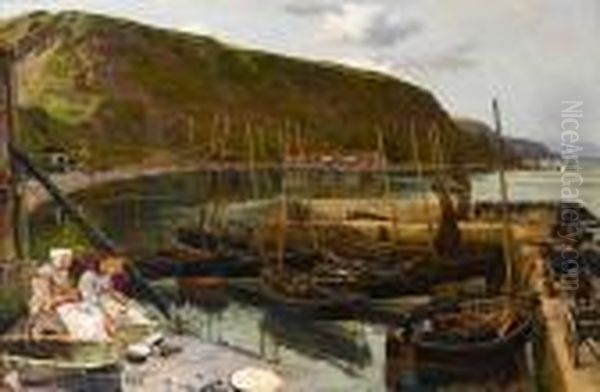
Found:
261,310 -> 373,372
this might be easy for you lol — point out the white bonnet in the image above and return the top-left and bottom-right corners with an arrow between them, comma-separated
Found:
50,248 -> 73,267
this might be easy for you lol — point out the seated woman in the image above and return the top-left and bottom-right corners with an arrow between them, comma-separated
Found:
28,249 -> 79,338
103,256 -> 131,295
96,256 -> 152,329
56,257 -> 114,342
68,255 -> 152,340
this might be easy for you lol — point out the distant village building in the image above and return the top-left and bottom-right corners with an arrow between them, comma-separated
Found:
539,158 -> 562,171
320,155 -> 334,165
289,152 -> 380,170
342,155 -> 358,165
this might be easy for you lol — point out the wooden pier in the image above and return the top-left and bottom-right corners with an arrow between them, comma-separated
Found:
517,204 -> 600,392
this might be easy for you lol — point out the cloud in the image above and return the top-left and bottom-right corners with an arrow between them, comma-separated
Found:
363,42 -> 478,80
322,3 -> 423,47
284,1 -> 339,17
417,43 -> 478,72
334,42 -> 477,83
337,56 -> 395,74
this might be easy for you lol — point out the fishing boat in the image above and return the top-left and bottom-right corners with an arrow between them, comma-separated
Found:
176,226 -> 254,255
0,336 -> 120,375
260,264 -> 369,319
410,296 -> 534,368
0,336 -> 121,390
255,128 -> 372,319
138,228 -> 261,280
402,99 -> 536,370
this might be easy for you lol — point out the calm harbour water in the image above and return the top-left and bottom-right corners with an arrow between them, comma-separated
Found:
28,164 -> 600,391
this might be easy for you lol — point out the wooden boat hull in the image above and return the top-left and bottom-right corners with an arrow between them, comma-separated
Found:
138,255 -> 260,280
410,297 -> 536,369
171,226 -> 499,301
259,282 -> 369,320
0,299 -> 158,382
0,338 -> 120,371
414,315 -> 533,368
0,339 -> 121,391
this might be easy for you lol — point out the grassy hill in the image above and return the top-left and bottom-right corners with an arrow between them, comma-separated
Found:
1,11 -> 499,171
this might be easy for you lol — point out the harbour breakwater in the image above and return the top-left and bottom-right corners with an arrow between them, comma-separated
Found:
23,164 -> 206,213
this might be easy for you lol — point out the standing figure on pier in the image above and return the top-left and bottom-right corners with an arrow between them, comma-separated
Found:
432,177 -> 462,259
449,169 -> 472,221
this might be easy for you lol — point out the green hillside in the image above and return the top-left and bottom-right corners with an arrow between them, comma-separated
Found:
1,11 -> 493,170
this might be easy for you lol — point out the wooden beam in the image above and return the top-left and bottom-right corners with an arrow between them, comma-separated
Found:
0,47 -> 16,263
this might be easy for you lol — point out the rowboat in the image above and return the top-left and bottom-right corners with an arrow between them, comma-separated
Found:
259,265 -> 369,320
0,336 -> 119,370
410,296 -> 534,369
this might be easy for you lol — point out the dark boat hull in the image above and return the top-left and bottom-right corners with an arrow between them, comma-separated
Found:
259,281 -> 370,320
138,254 -> 261,280
172,227 -> 499,300
414,314 -> 533,368
409,296 -> 537,370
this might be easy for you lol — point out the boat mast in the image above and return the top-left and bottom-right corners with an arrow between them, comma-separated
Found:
376,127 -> 390,195
410,121 -> 434,251
429,123 -> 444,259
377,127 -> 398,238
215,113 -> 230,230
276,123 -> 288,272
245,120 -> 259,200
492,98 -> 513,291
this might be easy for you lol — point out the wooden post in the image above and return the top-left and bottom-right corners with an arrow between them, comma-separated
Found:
0,47 -> 16,263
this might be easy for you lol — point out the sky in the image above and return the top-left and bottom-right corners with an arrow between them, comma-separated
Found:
0,0 -> 598,151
